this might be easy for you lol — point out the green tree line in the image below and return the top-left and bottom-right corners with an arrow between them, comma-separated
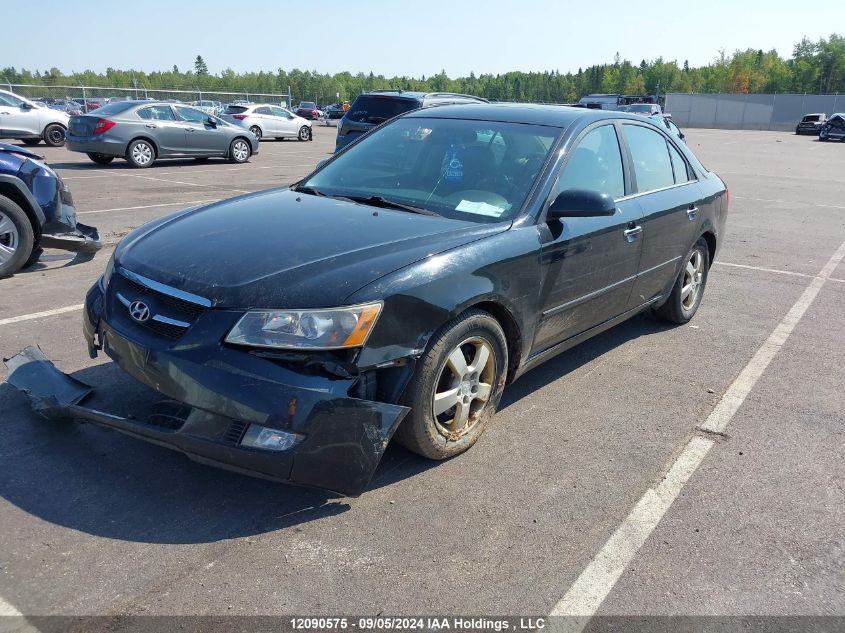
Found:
3,34 -> 843,104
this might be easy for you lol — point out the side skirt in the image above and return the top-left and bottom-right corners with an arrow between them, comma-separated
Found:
514,297 -> 662,380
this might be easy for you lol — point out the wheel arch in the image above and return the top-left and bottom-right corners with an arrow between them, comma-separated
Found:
230,136 -> 253,157
0,177 -> 44,242
128,136 -> 159,157
459,299 -> 523,385
700,230 -> 717,268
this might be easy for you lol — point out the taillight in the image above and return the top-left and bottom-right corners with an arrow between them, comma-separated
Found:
725,189 -> 730,208
93,119 -> 116,134
232,114 -> 247,120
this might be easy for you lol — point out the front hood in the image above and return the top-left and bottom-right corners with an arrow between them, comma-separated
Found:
117,189 -> 507,308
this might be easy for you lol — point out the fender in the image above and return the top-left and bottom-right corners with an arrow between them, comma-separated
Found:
0,174 -> 46,226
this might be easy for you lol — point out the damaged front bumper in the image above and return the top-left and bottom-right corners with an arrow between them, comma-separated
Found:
40,220 -> 102,253
5,285 -> 410,497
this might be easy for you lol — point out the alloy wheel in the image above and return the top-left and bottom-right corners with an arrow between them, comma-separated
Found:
250,126 -> 262,141
432,337 -> 496,439
0,211 -> 20,265
681,249 -> 705,311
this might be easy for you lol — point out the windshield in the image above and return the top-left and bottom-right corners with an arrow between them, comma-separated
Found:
627,104 -> 653,113
299,102 -> 316,109
301,117 -> 559,223
802,115 -> 821,122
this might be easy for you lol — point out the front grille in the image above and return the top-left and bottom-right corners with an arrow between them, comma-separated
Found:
222,420 -> 249,446
110,271 -> 208,340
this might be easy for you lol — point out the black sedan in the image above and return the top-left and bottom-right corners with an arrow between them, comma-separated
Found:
8,104 -> 728,496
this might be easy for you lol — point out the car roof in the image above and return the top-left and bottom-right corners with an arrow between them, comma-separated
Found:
404,102 -> 650,128
360,90 -> 487,102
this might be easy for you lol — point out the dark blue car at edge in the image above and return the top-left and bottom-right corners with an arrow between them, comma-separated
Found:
0,143 -> 100,277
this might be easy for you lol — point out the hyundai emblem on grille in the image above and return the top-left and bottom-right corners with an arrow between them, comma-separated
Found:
128,300 -> 151,323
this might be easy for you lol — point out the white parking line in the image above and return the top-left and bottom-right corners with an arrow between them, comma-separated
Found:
0,595 -> 22,616
0,305 -> 83,327
716,261 -> 845,284
551,236 -> 845,626
732,195 -> 845,210
78,199 -> 220,215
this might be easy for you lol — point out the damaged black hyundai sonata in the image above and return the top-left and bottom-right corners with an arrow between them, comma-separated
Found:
8,104 -> 727,496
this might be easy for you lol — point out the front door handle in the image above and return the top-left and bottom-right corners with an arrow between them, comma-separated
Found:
687,206 -> 699,220
185,127 -> 195,132
623,225 -> 643,242
145,123 -> 157,129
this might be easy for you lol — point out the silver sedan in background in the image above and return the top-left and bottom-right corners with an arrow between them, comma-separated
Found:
65,101 -> 259,168
220,103 -> 312,142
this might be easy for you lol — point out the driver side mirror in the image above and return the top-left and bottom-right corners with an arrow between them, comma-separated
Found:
21,102 -> 33,110
206,117 -> 217,127
547,189 -> 617,220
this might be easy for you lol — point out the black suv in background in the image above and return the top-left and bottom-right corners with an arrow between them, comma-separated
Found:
819,113 -> 845,141
335,91 -> 487,151
796,113 -> 827,135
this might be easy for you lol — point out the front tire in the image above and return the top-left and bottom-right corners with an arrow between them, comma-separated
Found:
228,138 -> 251,163
653,237 -> 710,324
87,152 -> 114,165
394,309 -> 508,460
125,139 -> 156,168
249,126 -> 262,141
43,124 -> 66,147
298,126 -> 312,142
0,195 -> 36,278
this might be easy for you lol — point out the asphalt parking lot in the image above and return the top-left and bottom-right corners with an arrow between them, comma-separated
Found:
1,126 -> 843,626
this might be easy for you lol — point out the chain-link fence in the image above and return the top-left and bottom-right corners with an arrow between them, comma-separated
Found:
2,83 -> 292,111
665,92 -> 844,131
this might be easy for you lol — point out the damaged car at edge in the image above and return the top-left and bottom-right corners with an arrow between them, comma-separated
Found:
0,143 -> 100,277
6,104 -> 727,496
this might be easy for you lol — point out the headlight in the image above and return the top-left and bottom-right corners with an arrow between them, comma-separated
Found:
99,253 -> 115,291
225,302 -> 382,350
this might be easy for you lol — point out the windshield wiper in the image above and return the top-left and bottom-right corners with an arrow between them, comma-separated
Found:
339,195 -> 440,217
293,184 -> 327,197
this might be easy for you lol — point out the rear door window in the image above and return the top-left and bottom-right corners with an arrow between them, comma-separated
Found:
624,124 -> 675,192
346,96 -> 421,124
667,142 -> 692,183
254,106 -> 273,116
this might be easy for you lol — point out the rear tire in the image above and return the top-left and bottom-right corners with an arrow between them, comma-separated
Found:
87,153 -> 114,165
228,138 -> 251,164
393,309 -> 508,460
298,126 -> 312,142
249,126 -> 262,141
653,237 -> 710,325
0,195 -> 36,278
125,139 -> 156,168
21,138 -> 41,146
43,124 -> 66,147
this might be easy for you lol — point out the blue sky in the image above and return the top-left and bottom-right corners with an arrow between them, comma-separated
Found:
3,0 -> 844,77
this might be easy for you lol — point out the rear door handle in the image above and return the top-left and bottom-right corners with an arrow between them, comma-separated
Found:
623,225 -> 642,242
145,123 -> 157,129
687,206 -> 699,220
185,127 -> 195,132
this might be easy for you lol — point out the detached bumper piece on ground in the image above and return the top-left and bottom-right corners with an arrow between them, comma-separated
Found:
5,345 -> 409,497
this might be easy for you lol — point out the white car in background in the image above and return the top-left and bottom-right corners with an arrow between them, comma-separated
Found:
0,89 -> 69,147
192,100 -> 223,116
220,103 -> 312,141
